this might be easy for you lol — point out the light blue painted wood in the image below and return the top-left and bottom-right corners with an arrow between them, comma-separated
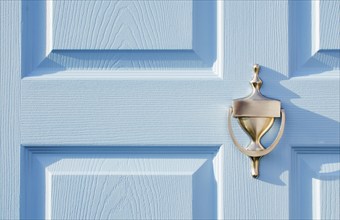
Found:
289,0 -> 340,76
22,0 -> 216,76
23,146 -> 220,219
52,0 -> 193,50
0,1 -> 21,219
319,1 -> 340,50
291,147 -> 340,219
0,0 -> 339,219
34,50 -> 212,72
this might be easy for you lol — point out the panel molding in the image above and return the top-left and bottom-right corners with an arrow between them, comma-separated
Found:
289,0 -> 339,77
21,145 -> 224,219
290,146 -> 340,219
22,0 -> 224,79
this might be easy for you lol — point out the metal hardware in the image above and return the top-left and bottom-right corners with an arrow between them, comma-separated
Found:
228,64 -> 285,178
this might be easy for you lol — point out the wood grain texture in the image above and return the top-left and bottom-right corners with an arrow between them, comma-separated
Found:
32,50 -> 212,72
291,147 -> 340,219
52,0 -> 193,50
21,78 -> 339,146
0,0 -> 338,219
22,0 -> 217,76
224,1 -> 289,80
20,1 -> 339,219
23,146 -> 220,219
289,0 -> 340,76
0,1 -> 21,219
319,0 -> 340,50
50,174 -> 192,219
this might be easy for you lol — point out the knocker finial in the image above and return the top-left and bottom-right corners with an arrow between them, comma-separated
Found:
250,64 -> 262,91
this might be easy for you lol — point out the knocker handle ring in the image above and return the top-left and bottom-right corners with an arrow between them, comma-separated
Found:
228,107 -> 286,158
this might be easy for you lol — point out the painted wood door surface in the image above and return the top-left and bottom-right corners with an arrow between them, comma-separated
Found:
1,0 -> 339,219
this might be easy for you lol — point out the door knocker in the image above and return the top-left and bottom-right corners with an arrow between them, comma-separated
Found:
228,64 -> 286,178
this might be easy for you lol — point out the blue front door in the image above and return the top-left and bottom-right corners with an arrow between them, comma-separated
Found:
0,1 -> 339,219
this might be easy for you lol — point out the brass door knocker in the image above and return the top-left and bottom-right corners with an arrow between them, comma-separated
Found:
228,64 -> 285,178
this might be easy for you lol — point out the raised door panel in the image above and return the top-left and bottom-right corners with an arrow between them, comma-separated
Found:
22,0 -> 220,77
52,1 -> 193,50
291,147 -> 340,219
23,146 -> 223,219
289,0 -> 339,75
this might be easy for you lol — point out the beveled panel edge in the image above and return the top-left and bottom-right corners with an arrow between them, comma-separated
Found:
289,145 -> 340,219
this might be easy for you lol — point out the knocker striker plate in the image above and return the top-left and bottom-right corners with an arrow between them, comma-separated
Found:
228,64 -> 286,178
